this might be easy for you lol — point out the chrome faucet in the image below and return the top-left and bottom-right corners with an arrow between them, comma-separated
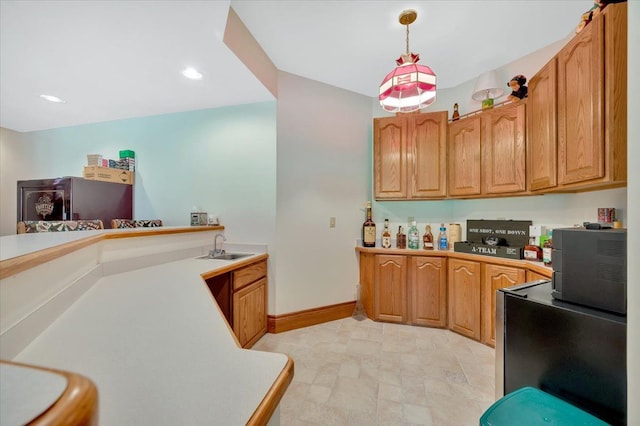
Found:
210,233 -> 227,257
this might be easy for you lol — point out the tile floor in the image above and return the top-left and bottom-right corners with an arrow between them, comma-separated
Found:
252,317 -> 496,426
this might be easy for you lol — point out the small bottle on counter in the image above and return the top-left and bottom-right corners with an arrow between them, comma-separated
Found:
396,226 -> 406,249
423,225 -> 434,250
381,219 -> 392,249
408,221 -> 420,249
362,201 -> 376,247
543,231 -> 553,266
438,224 -> 448,250
524,239 -> 543,261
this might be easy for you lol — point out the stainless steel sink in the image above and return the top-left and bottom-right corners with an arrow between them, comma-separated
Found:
196,253 -> 254,260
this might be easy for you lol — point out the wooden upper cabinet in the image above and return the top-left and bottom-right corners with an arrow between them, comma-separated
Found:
374,111 -> 447,200
481,264 -> 526,347
557,14 -> 605,185
602,2 -> 627,186
448,116 -> 481,197
409,256 -> 447,328
448,258 -> 481,340
374,116 -> 408,198
409,112 -> 448,198
529,2 -> 626,192
527,58 -> 558,191
481,102 -> 526,194
374,255 -> 407,323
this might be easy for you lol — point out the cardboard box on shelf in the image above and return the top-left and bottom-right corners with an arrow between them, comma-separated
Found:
83,166 -> 134,185
87,154 -> 102,166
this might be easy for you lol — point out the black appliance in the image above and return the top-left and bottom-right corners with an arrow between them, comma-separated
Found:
17,177 -> 133,229
496,280 -> 627,425
551,227 -> 627,314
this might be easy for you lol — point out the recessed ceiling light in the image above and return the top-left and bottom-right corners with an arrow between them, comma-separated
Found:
40,94 -> 65,103
182,67 -> 203,80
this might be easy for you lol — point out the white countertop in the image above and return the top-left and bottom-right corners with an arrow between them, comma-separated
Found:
0,230 -> 101,261
1,230 -> 288,425
0,363 -> 67,426
12,255 -> 286,425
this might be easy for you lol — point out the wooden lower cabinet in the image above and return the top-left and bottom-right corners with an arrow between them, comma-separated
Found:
233,277 -> 267,348
410,256 -> 447,327
527,269 -> 551,282
369,254 -> 447,327
448,258 -> 481,340
231,260 -> 268,348
374,255 -> 407,323
359,251 -> 551,346
481,264 -> 526,347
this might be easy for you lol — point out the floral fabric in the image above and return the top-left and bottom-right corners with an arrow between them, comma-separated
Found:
18,220 -> 104,234
111,219 -> 163,229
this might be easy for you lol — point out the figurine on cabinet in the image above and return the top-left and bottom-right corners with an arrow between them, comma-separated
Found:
507,75 -> 528,101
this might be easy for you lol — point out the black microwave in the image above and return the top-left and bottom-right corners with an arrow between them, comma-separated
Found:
551,227 -> 627,315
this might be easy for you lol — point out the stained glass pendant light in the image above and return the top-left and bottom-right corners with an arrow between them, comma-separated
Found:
379,9 -> 436,113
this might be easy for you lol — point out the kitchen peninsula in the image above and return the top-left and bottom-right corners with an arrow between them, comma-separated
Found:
0,227 -> 292,425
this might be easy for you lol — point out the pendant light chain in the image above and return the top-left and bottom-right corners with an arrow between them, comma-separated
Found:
406,23 -> 410,55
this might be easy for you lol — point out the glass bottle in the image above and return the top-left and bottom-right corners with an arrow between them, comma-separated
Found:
543,231 -> 553,266
408,221 -> 420,249
423,225 -> 434,250
438,223 -> 448,250
452,103 -> 460,121
362,201 -> 376,247
396,226 -> 406,249
381,219 -> 392,249
524,237 -> 543,261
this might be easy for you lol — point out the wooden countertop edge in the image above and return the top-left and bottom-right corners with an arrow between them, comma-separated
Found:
0,234 -> 104,280
102,225 -> 224,239
355,246 -> 552,278
199,253 -> 270,280
247,356 -> 294,426
1,359 -> 99,426
0,226 -> 224,280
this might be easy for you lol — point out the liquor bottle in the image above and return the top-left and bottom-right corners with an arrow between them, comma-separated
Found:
423,225 -> 434,250
362,201 -> 376,247
408,221 -> 420,249
438,223 -> 448,250
396,226 -> 406,249
381,219 -> 392,249
542,231 -> 553,266
452,103 -> 460,121
524,236 -> 543,261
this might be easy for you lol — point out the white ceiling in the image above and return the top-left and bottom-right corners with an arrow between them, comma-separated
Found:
0,0 -> 592,133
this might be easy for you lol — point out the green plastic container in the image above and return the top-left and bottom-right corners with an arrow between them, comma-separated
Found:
119,149 -> 135,159
480,387 -> 608,426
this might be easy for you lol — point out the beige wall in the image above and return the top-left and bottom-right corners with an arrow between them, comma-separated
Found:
275,71 -> 371,314
0,127 -> 24,235
626,2 -> 638,423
